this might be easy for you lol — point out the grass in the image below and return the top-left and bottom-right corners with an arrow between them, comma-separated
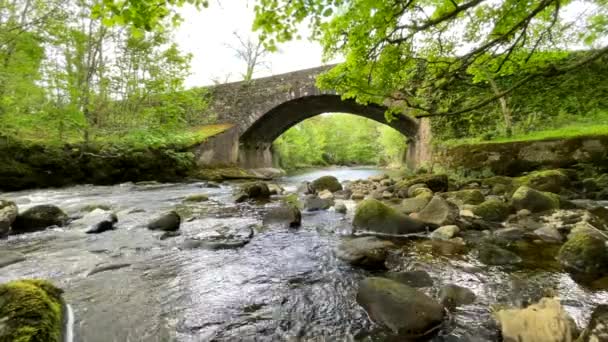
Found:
439,111 -> 608,147
3,121 -> 233,150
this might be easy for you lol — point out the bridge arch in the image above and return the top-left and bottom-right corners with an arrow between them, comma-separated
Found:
237,94 -> 419,168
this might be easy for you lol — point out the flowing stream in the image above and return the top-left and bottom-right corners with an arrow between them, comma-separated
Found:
0,167 -> 606,341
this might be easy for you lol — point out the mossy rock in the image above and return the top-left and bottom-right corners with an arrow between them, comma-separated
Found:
184,194 -> 209,202
12,205 -> 68,234
445,189 -> 485,206
514,169 -> 570,194
310,176 -> 342,193
395,174 -> 448,193
558,231 -> 608,283
511,186 -> 560,213
472,199 -> 512,222
0,279 -> 64,342
353,199 -> 428,235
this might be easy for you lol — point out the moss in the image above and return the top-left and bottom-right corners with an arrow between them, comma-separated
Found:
511,186 -> 560,212
310,176 -> 342,193
282,193 -> 303,209
514,169 -> 570,193
184,194 -> 209,202
445,189 -> 485,205
395,174 -> 448,193
0,279 -> 64,342
558,232 -> 608,281
472,199 -> 512,222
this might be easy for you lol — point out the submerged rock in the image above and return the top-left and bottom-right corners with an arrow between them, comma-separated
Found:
182,224 -> 254,250
472,199 -> 512,222
183,194 -> 209,202
415,196 -> 459,226
356,277 -> 444,338
334,202 -> 347,214
353,199 -> 429,235
495,298 -> 577,342
87,262 -> 132,276
0,251 -> 26,268
311,175 -> 342,193
263,204 -> 302,228
0,279 -> 65,341
0,199 -> 17,238
385,270 -> 434,288
511,186 -> 560,213
477,243 -> 522,266
558,230 -> 608,283
72,209 -> 118,234
147,211 -> 181,231
439,284 -> 476,308
335,236 -> 394,268
12,204 -> 68,234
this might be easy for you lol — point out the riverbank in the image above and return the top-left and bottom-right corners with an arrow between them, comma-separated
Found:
0,125 -> 235,191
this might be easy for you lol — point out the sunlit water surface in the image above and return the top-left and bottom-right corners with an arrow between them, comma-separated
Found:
0,168 -> 605,341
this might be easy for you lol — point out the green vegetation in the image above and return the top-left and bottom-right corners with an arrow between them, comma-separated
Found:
0,0 -> 215,150
0,279 -> 64,342
273,114 -> 407,169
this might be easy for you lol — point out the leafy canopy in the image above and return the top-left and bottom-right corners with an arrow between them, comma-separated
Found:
90,0 -> 608,118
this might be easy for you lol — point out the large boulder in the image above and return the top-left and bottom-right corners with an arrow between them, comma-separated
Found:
0,200 -> 17,238
444,189 -> 485,206
472,199 -> 512,222
311,175 -> 342,193
0,279 -> 65,341
429,225 -> 460,240
558,229 -> 608,283
578,305 -> 608,342
12,205 -> 68,234
263,204 -> 302,228
234,182 -> 271,203
415,196 -> 459,226
335,236 -> 395,268
495,298 -> 576,342
515,169 -> 570,194
356,277 -> 445,338
147,211 -> 181,231
353,199 -> 429,235
511,186 -> 560,213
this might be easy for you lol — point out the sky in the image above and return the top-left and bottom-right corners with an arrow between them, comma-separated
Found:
175,2 -> 330,87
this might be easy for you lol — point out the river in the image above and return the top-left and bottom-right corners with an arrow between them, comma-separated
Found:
0,167 -> 605,341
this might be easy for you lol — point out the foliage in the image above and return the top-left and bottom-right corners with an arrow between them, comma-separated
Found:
273,114 -> 407,169
0,0 -> 214,149
253,0 -> 608,119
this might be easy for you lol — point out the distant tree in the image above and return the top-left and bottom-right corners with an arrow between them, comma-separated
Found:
228,31 -> 270,81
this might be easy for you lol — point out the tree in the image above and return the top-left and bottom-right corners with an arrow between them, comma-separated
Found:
228,31 -> 270,81
253,0 -> 608,119
92,0 -> 608,120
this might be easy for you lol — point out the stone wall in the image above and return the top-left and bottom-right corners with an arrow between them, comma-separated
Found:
433,136 -> 608,176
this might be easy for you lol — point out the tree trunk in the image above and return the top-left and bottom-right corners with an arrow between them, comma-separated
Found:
489,78 -> 513,137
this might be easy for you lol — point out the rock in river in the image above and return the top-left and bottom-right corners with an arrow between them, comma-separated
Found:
11,204 -> 68,234
311,175 -> 342,193
71,208 -> 118,234
181,224 -> 254,250
477,243 -> 522,266
303,194 -> 333,211
0,279 -> 65,341
511,186 -> 560,213
439,284 -> 476,308
0,199 -> 17,238
335,236 -> 395,268
147,211 -> 181,231
263,203 -> 302,228
415,196 -> 459,226
495,297 -> 577,342
578,304 -> 608,342
558,229 -> 608,283
234,182 -> 271,203
356,277 -> 445,338
353,199 -> 429,235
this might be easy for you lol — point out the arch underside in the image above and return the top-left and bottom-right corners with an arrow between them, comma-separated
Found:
239,95 -> 419,145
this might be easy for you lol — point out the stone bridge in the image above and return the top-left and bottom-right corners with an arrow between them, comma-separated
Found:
195,65 -> 432,170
